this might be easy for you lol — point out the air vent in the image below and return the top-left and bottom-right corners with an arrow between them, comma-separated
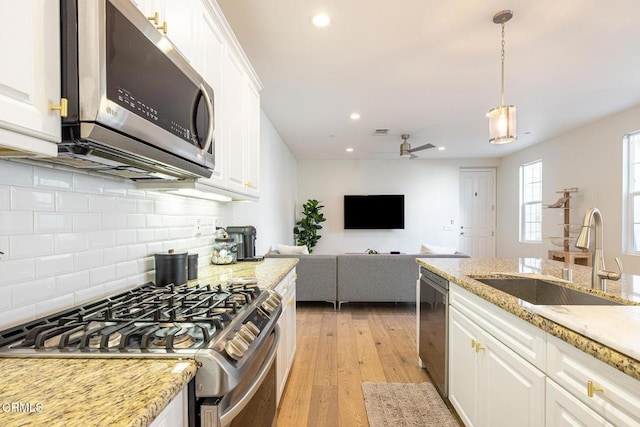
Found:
373,128 -> 389,136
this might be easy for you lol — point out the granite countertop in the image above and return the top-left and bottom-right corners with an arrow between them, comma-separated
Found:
0,258 -> 298,427
416,257 -> 640,381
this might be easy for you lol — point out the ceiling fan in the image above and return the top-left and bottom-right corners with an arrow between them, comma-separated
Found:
399,134 -> 436,159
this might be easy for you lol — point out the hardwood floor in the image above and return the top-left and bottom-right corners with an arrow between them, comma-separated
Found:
276,302 -> 431,427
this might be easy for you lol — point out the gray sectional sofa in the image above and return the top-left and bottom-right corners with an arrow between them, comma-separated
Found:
264,251 -> 469,309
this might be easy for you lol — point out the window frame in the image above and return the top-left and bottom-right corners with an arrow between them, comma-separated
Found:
624,132 -> 640,255
519,159 -> 543,244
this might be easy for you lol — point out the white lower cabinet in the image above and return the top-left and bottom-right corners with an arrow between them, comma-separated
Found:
149,387 -> 187,427
449,305 -> 545,427
546,378 -> 612,426
448,282 -> 640,427
274,268 -> 297,405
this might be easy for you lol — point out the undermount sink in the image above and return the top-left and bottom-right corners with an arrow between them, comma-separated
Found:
474,277 -> 623,306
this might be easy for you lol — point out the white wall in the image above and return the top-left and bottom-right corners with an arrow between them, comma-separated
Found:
227,110 -> 298,256
0,160 -> 227,329
497,104 -> 640,274
297,158 -> 499,254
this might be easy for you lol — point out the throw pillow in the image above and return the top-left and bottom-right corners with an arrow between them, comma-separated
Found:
420,243 -> 457,255
277,244 -> 309,255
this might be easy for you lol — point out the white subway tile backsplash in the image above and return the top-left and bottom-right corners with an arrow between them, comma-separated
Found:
74,285 -> 105,304
34,212 -> 73,233
146,242 -> 163,254
0,186 -> 9,209
11,187 -> 54,211
0,304 -> 36,329
103,246 -> 128,265
34,166 -> 73,191
115,229 -> 137,245
103,278 -> 129,295
36,253 -> 74,278
145,214 -> 162,227
89,195 -> 117,213
0,160 -> 34,187
56,270 -> 90,295
55,192 -> 89,212
90,265 -> 116,285
73,213 -> 103,232
103,213 -> 127,230
0,236 -> 8,257
0,211 -> 33,235
139,256 -> 154,273
0,286 -> 12,311
116,260 -> 138,279
87,230 -> 115,248
0,258 -> 35,285
127,213 -> 146,228
55,232 -> 89,253
128,272 -> 150,286
74,249 -> 104,270
127,243 -> 147,260
10,234 -> 54,259
137,228 -> 155,243
137,199 -> 154,213
73,173 -> 104,194
12,277 -> 56,306
36,294 -> 74,317
154,228 -> 169,241
116,197 -> 137,213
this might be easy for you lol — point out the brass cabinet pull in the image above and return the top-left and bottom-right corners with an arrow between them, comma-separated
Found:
288,299 -> 294,306
50,98 -> 68,118
293,274 -> 298,280
471,339 -> 484,353
587,381 -> 604,398
157,21 -> 168,34
147,12 -> 159,25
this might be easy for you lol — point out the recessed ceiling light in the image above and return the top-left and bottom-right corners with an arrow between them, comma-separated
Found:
312,14 -> 330,27
346,148 -> 354,152
350,113 -> 360,120
438,147 -> 446,151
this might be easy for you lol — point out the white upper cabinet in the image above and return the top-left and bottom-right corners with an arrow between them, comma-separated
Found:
0,0 -> 61,157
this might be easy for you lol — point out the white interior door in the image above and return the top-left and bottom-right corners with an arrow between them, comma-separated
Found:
459,169 -> 496,258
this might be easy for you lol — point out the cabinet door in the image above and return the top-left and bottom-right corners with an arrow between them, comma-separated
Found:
192,1 -> 227,188
546,378 -> 612,427
244,82 -> 260,198
225,51 -> 248,194
448,306 -> 481,427
481,331 -> 545,427
0,0 -> 61,153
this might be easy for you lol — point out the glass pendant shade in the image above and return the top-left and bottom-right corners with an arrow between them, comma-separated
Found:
488,104 -> 517,144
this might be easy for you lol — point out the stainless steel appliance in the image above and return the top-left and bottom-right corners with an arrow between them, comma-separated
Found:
226,226 -> 257,261
53,0 -> 215,181
419,267 -> 449,398
0,280 -> 282,427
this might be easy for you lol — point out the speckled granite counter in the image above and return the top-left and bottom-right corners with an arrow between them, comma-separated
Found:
0,258 -> 298,427
0,358 -> 196,427
416,257 -> 640,381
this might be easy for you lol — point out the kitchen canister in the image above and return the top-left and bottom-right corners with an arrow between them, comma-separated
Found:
155,249 -> 188,285
188,253 -> 198,280
212,238 -> 237,265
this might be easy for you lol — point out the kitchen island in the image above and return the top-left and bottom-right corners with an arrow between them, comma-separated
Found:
0,257 -> 297,427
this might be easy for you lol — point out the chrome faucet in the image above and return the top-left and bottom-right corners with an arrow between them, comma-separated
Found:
575,207 -> 622,290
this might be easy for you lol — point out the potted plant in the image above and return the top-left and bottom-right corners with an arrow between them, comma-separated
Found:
293,199 -> 326,253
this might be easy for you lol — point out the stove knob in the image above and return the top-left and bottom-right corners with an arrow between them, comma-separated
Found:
245,321 -> 260,336
238,325 -> 257,343
225,336 -> 249,360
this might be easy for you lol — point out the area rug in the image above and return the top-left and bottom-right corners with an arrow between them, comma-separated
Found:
362,382 -> 459,427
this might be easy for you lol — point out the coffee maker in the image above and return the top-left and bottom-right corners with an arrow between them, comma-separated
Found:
226,226 -> 257,261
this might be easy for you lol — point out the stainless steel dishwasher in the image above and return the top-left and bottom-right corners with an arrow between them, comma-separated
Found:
419,267 -> 449,398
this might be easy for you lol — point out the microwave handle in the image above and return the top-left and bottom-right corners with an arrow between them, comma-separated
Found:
195,83 -> 215,154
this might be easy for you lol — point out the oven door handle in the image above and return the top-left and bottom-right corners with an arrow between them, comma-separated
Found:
219,325 -> 280,426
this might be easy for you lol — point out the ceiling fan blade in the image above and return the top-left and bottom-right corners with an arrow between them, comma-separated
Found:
409,143 -> 436,153
409,154 -> 418,159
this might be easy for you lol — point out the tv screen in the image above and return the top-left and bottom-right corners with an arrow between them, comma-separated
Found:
344,195 -> 405,229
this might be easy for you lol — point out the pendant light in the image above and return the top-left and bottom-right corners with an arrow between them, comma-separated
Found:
488,10 -> 517,144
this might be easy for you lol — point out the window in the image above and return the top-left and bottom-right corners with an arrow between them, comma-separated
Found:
520,160 -> 542,243
624,132 -> 640,253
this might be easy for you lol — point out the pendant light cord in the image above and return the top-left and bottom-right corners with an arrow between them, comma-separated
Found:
500,22 -> 505,107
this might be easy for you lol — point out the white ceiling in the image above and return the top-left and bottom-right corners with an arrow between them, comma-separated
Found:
216,0 -> 640,160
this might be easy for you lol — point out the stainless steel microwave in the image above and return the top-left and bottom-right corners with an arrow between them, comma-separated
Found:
55,0 -> 215,180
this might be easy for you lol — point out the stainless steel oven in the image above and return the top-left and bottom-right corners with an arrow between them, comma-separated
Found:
419,267 -> 449,398
0,281 -> 283,427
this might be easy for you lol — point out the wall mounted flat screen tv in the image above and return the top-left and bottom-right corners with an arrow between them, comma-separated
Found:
344,195 -> 405,229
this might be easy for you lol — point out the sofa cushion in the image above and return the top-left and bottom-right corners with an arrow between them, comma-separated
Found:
276,244 -> 310,255
419,243 -> 457,255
